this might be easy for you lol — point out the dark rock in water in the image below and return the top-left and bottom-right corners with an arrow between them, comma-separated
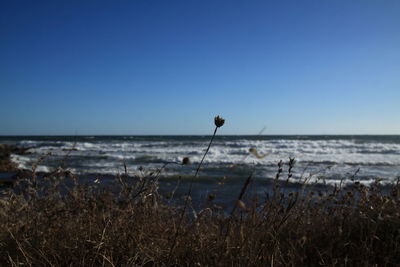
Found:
0,144 -> 32,172
0,144 -> 32,155
62,148 -> 78,151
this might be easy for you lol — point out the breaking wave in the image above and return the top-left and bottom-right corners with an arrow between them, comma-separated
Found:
3,135 -> 399,185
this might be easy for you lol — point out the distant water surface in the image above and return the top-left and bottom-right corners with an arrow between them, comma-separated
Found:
1,135 -> 400,186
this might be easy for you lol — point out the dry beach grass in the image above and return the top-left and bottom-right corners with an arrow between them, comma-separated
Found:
0,117 -> 400,266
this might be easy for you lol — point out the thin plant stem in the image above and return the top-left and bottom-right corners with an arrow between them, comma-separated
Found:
190,126 -> 218,193
168,126 -> 219,263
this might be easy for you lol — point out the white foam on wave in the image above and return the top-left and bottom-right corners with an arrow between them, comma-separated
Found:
10,154 -> 52,173
7,138 -> 400,183
36,165 -> 51,172
10,154 -> 30,170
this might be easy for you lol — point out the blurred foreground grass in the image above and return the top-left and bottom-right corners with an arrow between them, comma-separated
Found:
0,166 -> 399,266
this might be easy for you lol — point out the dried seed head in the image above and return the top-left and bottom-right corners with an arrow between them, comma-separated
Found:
182,157 -> 190,165
237,200 -> 247,211
249,147 -> 268,159
214,116 -> 225,128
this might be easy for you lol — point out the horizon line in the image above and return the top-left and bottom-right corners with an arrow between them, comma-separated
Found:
1,134 -> 400,137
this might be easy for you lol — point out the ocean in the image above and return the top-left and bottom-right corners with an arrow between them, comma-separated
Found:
1,135 -> 399,187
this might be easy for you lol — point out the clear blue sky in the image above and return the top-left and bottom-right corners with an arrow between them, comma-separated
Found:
1,0 -> 399,135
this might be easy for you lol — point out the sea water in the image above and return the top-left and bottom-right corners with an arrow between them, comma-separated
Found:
1,135 -> 399,186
